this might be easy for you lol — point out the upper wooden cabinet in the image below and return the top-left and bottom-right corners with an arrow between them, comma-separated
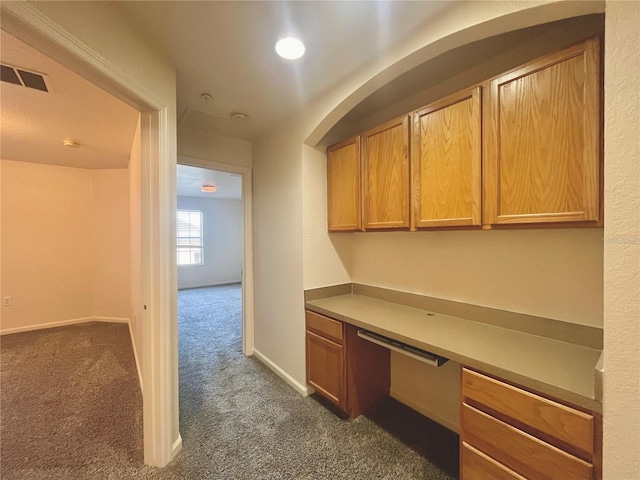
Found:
484,37 -> 601,226
326,37 -> 602,233
327,136 -> 362,232
411,87 -> 482,229
362,115 -> 410,230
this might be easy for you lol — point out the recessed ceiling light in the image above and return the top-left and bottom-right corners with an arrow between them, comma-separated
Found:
63,140 -> 79,148
201,185 -> 216,193
275,37 -> 305,60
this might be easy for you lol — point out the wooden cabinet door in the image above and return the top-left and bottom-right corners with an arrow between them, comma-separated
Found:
411,87 -> 481,228
362,116 -> 410,230
327,137 -> 361,231
306,331 -> 345,409
484,37 -> 601,226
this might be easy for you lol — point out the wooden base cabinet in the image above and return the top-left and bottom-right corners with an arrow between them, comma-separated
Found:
460,368 -> 602,480
305,310 -> 390,417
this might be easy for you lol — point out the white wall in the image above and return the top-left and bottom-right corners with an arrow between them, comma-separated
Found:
0,159 -> 130,333
302,144 -> 352,289
253,122 -> 306,388
1,160 -> 94,331
603,1 -> 640,478
92,169 -> 131,319
178,128 -> 252,169
177,196 -> 243,289
351,228 -> 603,327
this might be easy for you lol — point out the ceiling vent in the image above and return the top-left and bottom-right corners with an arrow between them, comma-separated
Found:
1,64 -> 50,92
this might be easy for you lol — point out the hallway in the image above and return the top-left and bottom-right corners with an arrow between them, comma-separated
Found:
0,284 -> 458,479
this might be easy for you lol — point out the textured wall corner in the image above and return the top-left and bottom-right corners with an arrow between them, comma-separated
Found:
603,1 -> 640,478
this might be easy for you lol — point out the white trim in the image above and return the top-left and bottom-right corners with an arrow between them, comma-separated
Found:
93,316 -> 129,324
177,280 -> 242,291
1,317 -> 93,335
252,349 -> 310,396
0,316 -> 128,335
0,2 -> 164,112
140,109 -> 176,468
177,155 -> 254,356
171,434 -> 183,457
128,318 -> 144,395
390,389 -> 459,434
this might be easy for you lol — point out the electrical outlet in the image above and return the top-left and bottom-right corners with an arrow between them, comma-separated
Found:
2,296 -> 12,307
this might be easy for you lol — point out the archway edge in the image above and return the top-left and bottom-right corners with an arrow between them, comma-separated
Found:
305,1 -> 604,147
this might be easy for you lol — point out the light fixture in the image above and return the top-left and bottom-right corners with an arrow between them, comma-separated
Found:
63,140 -> 79,148
201,184 -> 216,193
275,37 -> 305,60
201,93 -> 213,104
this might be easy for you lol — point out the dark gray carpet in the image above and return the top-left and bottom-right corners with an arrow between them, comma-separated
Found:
0,321 -> 144,479
1,284 -> 458,479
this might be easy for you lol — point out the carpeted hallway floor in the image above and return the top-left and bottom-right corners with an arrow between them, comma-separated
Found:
1,284 -> 458,479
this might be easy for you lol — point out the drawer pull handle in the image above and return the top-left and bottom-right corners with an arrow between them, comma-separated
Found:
357,329 -> 448,367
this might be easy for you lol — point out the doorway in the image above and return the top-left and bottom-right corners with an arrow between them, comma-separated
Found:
176,163 -> 245,360
1,7 -> 178,467
176,157 -> 254,356
175,159 -> 254,437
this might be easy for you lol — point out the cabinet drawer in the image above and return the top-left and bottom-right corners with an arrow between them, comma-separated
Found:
462,403 -> 592,480
462,368 -> 594,455
306,310 -> 344,343
461,442 -> 526,480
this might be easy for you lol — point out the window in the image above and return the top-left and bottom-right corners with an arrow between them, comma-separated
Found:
177,210 -> 203,265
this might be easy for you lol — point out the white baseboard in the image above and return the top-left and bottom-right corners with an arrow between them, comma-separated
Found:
178,280 -> 241,290
390,389 -> 460,433
171,434 -> 183,458
128,319 -> 144,394
94,316 -> 129,323
1,316 -> 130,335
252,349 -> 310,396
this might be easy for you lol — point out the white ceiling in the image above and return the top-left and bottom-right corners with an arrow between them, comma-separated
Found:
1,2 -> 449,171
116,1 -> 449,141
177,164 -> 242,200
0,30 -> 139,169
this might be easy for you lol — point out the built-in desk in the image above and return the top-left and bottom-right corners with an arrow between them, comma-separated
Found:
305,283 -> 603,413
305,284 -> 604,479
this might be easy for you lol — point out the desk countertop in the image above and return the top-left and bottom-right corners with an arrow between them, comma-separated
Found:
306,293 -> 602,412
